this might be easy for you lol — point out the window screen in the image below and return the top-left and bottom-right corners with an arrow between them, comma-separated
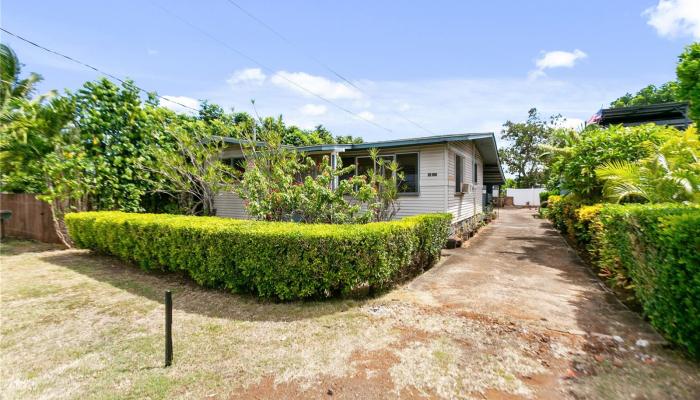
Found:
396,153 -> 418,193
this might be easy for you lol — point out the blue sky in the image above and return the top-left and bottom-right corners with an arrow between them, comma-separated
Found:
2,0 -> 699,142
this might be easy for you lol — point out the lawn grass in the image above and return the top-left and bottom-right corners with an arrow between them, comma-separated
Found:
2,239 -> 699,399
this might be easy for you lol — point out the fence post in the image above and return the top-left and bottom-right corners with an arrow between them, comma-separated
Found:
164,290 -> 173,367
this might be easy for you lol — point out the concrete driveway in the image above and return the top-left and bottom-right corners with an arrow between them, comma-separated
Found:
407,207 -> 659,340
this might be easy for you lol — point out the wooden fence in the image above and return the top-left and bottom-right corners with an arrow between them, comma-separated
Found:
0,193 -> 63,244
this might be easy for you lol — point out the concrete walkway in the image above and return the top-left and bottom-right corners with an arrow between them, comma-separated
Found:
407,207 -> 660,341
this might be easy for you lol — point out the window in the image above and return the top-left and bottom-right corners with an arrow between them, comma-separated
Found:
222,157 -> 245,173
396,153 -> 418,193
339,153 -> 419,193
356,156 -> 374,177
455,154 -> 463,193
338,156 -> 355,181
473,162 -> 478,183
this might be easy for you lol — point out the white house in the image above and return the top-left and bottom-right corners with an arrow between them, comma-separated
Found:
214,133 -> 505,228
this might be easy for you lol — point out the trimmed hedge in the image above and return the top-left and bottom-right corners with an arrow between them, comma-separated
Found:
65,211 -> 451,300
546,200 -> 700,358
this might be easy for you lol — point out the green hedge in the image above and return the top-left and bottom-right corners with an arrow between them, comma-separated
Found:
594,204 -> 700,358
547,201 -> 700,358
65,211 -> 451,300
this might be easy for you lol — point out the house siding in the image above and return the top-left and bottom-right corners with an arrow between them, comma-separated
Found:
446,141 -> 484,223
213,142 -> 484,223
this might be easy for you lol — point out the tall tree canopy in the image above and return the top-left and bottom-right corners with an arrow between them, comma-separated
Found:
677,42 -> 700,123
499,108 -> 560,188
610,81 -> 680,108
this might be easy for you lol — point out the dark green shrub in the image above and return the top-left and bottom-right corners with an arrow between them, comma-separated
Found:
65,211 -> 451,300
593,204 -> 700,358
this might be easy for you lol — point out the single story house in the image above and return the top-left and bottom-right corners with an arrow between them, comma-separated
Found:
214,132 -> 505,230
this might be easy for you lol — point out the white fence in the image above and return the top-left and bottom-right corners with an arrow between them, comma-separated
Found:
506,188 -> 546,206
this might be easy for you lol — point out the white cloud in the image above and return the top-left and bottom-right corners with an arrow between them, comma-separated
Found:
300,103 -> 328,116
398,103 -> 411,112
644,0 -> 700,39
147,49 -> 159,56
203,68 -> 630,143
356,111 -> 375,121
270,71 -> 362,100
160,95 -> 199,114
227,68 -> 266,85
530,49 -> 587,79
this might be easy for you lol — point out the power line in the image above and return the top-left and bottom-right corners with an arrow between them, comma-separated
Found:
149,1 -> 394,133
0,27 -> 200,113
222,0 -> 438,135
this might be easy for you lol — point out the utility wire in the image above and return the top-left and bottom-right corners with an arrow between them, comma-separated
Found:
0,27 -> 200,113
223,0 -> 437,135
149,1 -> 393,133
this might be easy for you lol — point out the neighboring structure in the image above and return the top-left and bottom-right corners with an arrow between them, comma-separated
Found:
589,102 -> 692,129
506,188 -> 546,207
214,133 -> 505,228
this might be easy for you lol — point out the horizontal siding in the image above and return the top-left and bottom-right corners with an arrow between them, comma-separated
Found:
214,192 -> 250,219
446,141 -> 484,223
393,145 -> 446,218
214,143 -> 452,220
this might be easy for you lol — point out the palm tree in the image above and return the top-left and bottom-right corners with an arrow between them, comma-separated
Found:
596,127 -> 700,204
0,43 -> 44,116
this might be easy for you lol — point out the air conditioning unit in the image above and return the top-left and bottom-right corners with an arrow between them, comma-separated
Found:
461,183 -> 473,194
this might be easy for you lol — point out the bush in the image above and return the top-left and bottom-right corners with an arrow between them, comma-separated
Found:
547,202 -> 700,358
65,211 -> 451,300
593,204 -> 700,358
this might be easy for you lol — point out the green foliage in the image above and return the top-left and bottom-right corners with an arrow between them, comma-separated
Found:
677,42 -> 700,123
610,81 -> 680,108
546,201 -> 700,358
65,211 -> 451,300
500,108 -> 562,188
594,204 -> 700,358
550,124 -> 673,199
236,124 -> 400,223
596,126 -> 700,204
147,114 -> 237,216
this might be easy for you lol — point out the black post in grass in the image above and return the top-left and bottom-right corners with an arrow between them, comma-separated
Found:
164,290 -> 173,367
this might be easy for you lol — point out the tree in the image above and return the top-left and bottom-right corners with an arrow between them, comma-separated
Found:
147,113 -> 236,216
67,78 -> 165,212
499,108 -> 559,188
596,126 -> 699,204
677,42 -> 700,123
544,124 -> 673,199
236,119 -> 399,223
0,44 -> 47,118
610,81 -> 680,108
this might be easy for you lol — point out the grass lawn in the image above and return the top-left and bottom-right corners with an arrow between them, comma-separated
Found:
2,239 -> 699,399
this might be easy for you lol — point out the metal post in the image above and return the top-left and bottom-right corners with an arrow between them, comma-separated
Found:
164,290 -> 173,367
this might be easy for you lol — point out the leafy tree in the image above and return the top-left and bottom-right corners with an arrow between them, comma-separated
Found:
499,108 -> 560,188
596,126 -> 700,204
66,78 -> 166,212
0,44 -> 48,117
236,120 -> 398,223
546,124 -> 672,199
147,112 -> 237,215
610,81 -> 680,108
677,42 -> 700,123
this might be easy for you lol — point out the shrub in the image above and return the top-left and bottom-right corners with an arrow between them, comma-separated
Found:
547,202 -> 700,358
593,204 -> 700,358
65,211 -> 451,300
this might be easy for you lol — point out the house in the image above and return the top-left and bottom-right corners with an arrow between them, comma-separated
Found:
590,102 -> 692,129
214,132 -> 505,230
